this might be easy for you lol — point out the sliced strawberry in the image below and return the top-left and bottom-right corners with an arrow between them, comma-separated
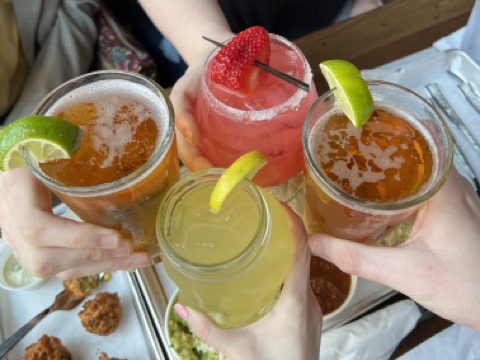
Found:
210,26 -> 270,92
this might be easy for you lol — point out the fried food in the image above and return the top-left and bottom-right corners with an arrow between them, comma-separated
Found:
98,352 -> 126,360
79,292 -> 122,335
310,256 -> 351,315
23,334 -> 71,360
63,275 -> 99,300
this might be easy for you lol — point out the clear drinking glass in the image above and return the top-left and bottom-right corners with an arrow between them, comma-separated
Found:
303,81 -> 453,244
157,168 -> 293,328
195,34 -> 318,190
25,71 -> 179,261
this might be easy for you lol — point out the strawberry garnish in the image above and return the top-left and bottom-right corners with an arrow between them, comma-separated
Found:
210,26 -> 270,92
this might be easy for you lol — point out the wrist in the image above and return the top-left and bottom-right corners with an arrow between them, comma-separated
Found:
185,29 -> 233,65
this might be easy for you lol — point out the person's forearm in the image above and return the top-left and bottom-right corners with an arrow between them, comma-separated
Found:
139,0 -> 232,64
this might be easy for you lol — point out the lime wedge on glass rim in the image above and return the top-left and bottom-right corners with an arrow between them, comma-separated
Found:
209,150 -> 268,214
319,59 -> 374,127
0,115 -> 80,171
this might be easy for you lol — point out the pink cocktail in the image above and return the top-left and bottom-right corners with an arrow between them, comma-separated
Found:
195,34 -> 318,187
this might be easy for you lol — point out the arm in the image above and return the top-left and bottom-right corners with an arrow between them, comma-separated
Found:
139,0 -> 233,170
138,0 -> 232,64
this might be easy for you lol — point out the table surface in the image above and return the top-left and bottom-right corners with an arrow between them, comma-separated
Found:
294,0 -> 475,357
296,0 -> 474,91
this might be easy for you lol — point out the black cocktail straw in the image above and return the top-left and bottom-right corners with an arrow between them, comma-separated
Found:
202,36 -> 310,92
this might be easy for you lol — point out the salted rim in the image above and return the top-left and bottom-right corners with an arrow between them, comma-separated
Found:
200,34 -> 313,122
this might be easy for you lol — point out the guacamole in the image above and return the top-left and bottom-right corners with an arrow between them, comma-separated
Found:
168,311 -> 225,360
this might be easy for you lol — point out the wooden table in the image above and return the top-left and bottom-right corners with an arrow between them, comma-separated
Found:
296,0 -> 474,91
294,0 -> 475,357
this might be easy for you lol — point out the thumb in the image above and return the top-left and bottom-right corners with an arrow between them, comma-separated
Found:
173,303 -> 230,352
308,233 -> 413,289
170,65 -> 201,146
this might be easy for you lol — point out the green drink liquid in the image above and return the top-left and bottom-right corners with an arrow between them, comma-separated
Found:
158,170 -> 293,328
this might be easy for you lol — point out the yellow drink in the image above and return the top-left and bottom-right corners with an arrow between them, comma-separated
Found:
157,169 -> 293,328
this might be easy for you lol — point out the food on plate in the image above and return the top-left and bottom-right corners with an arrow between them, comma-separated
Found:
310,256 -> 352,315
98,352 -> 126,360
168,310 -> 225,360
3,254 -> 34,288
79,292 -> 122,336
23,334 -> 71,360
63,275 -> 100,300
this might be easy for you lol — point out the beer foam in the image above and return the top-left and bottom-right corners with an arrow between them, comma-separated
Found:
309,107 -> 438,194
45,79 -> 170,168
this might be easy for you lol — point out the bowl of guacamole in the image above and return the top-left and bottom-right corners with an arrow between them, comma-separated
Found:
0,244 -> 45,291
165,290 -> 226,360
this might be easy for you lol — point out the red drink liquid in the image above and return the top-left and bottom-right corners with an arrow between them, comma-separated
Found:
195,35 -> 318,187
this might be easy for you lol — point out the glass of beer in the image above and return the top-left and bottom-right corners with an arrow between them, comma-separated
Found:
26,71 -> 179,261
157,168 -> 293,328
303,81 -> 453,244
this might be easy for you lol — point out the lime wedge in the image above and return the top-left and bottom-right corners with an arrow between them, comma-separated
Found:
0,115 -> 80,171
319,60 -> 374,127
209,150 -> 268,214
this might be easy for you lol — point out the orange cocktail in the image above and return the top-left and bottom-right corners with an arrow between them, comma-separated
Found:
27,71 -> 179,260
303,81 -> 453,244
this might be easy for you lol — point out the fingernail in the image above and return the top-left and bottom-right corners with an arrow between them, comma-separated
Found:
99,233 -> 119,248
129,254 -> 151,268
174,303 -> 189,321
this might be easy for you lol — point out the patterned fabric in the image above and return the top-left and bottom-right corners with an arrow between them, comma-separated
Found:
96,7 -> 156,78
0,0 -> 28,118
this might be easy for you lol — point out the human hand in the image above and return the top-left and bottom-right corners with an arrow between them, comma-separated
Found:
0,168 -> 150,279
309,170 -> 480,331
170,54 -> 213,171
173,206 -> 322,360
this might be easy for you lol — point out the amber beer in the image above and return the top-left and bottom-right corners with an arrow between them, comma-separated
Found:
303,81 -> 453,244
28,71 -> 179,260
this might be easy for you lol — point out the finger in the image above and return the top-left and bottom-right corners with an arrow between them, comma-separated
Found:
279,204 -> 310,294
23,241 -> 134,278
174,106 -> 200,147
56,253 -> 151,280
175,127 -> 212,171
170,67 -> 201,146
0,168 -> 52,215
173,304 -> 234,355
24,212 -> 124,249
308,233 -> 415,289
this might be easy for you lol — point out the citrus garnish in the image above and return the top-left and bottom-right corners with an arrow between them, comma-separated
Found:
209,150 -> 268,214
319,59 -> 374,127
0,115 -> 80,171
